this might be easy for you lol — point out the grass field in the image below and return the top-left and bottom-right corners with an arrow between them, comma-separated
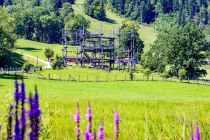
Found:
0,78 -> 210,139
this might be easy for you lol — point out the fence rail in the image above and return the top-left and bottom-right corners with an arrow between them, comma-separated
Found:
25,72 -> 210,86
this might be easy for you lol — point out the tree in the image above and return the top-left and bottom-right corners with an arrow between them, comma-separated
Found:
94,4 -> 106,20
119,22 -> 144,60
0,7 -> 16,67
84,0 -> 106,20
40,13 -> 63,43
142,23 -> 208,79
59,2 -> 74,20
0,0 -> 4,5
65,14 -> 90,30
4,0 -> 12,6
52,55 -> 64,69
34,0 -> 41,6
44,48 -> 54,61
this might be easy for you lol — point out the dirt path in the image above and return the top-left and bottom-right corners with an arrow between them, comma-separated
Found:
21,54 -> 52,69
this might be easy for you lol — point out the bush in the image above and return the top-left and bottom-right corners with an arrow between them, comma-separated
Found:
143,68 -> 151,80
52,55 -> 64,70
23,62 -> 34,73
178,68 -> 187,80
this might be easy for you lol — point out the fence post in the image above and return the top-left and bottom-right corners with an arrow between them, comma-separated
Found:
124,73 -> 126,81
86,74 -> 88,82
48,73 -> 51,80
96,74 -> 98,82
78,75 -> 80,82
106,73 -> 108,81
68,74 -> 71,81
59,74 -> 61,80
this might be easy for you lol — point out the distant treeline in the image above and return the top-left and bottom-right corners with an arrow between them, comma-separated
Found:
106,0 -> 210,25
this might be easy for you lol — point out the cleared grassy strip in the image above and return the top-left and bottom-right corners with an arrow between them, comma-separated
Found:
0,78 -> 210,139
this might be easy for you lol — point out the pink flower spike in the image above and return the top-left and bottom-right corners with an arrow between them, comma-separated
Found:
98,121 -> 104,140
195,123 -> 200,140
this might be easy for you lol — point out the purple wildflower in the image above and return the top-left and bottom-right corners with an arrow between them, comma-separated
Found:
195,124 -> 200,140
114,112 -> 120,140
20,107 -> 26,140
14,80 -> 20,140
84,132 -> 92,140
14,80 -> 20,102
20,81 -> 26,140
75,103 -> 81,140
98,122 -> 104,140
14,120 -> 20,140
29,86 -> 41,140
86,102 -> 92,133
191,123 -> 201,140
92,130 -> 97,140
7,104 -> 14,140
20,81 -> 26,105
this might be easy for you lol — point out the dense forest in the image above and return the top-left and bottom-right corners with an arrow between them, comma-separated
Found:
107,0 -> 210,25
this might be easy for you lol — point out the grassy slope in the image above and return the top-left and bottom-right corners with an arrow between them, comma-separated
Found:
0,78 -> 210,139
16,39 -> 63,60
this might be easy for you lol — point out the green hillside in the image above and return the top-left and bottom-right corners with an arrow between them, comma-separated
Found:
15,2 -> 157,62
72,0 -> 157,52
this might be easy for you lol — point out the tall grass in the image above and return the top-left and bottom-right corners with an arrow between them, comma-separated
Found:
0,79 -> 210,139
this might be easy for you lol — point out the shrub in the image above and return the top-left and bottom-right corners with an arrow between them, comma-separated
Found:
23,62 -> 34,73
143,68 -> 151,80
52,55 -> 64,70
178,68 -> 187,80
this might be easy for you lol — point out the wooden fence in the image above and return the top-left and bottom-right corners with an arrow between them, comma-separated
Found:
26,72 -> 210,86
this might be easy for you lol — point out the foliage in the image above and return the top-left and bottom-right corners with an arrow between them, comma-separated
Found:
15,6 -> 63,43
23,62 -> 34,73
52,55 -> 64,70
65,14 -> 90,30
119,22 -> 144,60
0,7 -> 16,67
178,68 -> 187,80
143,68 -> 151,80
44,48 -> 54,61
84,0 -> 106,21
142,23 -> 208,79
59,2 -> 74,20
108,0 -> 210,25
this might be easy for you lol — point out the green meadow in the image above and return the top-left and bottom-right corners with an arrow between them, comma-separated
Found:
0,77 -> 210,139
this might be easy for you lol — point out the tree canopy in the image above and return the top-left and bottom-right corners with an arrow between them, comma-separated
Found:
119,22 -> 144,59
142,23 -> 209,79
0,7 -> 16,67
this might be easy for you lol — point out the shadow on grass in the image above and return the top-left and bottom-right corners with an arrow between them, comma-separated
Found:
7,52 -> 25,67
103,18 -> 116,24
0,74 -> 23,80
17,47 -> 42,52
